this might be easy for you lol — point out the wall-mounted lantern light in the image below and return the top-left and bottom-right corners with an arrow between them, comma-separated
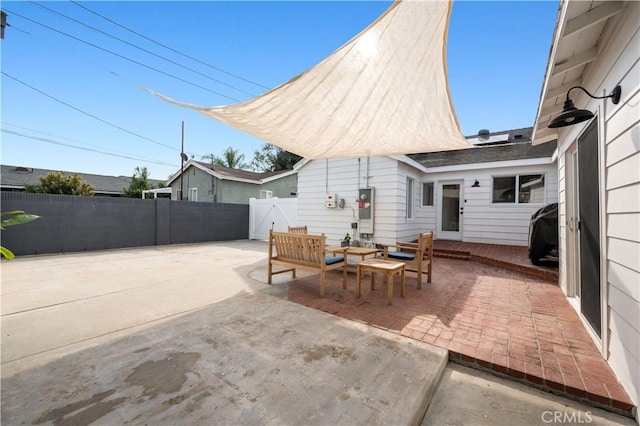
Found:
471,179 -> 480,188
548,85 -> 622,128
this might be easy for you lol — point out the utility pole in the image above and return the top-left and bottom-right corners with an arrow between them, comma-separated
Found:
180,121 -> 185,200
1,11 -> 8,40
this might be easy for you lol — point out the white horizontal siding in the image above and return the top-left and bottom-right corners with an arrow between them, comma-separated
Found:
606,123 -> 640,167
608,213 -> 640,242
608,237 -> 640,273
582,0 -> 640,408
426,163 -> 557,246
298,156 -> 558,247
297,157 -> 400,245
607,183 -> 640,213
606,152 -> 639,191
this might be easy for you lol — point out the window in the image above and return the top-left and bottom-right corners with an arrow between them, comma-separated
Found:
422,182 -> 434,206
260,190 -> 273,199
492,174 -> 544,204
406,177 -> 414,219
188,187 -> 198,202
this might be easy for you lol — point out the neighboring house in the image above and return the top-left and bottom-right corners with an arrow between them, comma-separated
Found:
167,160 -> 297,203
0,164 -> 164,197
295,127 -> 557,247
532,0 -> 639,412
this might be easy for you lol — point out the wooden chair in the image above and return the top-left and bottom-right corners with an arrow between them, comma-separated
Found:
381,231 -> 433,289
287,225 -> 308,234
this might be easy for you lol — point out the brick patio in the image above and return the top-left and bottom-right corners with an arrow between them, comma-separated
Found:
286,252 -> 635,417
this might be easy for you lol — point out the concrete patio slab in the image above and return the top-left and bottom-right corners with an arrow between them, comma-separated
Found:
423,363 -> 635,426
1,241 -> 278,369
2,241 -> 635,425
1,291 -> 448,425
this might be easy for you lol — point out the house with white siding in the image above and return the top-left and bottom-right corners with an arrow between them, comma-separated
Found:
531,0 -> 639,415
295,127 -> 557,248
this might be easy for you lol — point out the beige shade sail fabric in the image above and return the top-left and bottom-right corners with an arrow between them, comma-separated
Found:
157,0 -> 470,158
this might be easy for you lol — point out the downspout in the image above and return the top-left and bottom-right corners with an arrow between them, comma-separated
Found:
366,157 -> 370,188
325,159 -> 329,194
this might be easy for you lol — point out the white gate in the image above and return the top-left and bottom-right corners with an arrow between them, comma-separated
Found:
249,198 -> 298,240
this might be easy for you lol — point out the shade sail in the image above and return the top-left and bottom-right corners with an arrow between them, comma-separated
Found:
160,0 -> 470,158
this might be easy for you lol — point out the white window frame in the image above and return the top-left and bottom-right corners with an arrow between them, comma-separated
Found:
422,181 -> 434,207
491,173 -> 546,205
188,187 -> 198,202
406,177 -> 414,219
260,190 -> 273,199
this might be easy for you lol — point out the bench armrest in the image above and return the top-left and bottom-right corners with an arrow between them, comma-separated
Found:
380,241 -> 419,250
326,246 -> 348,256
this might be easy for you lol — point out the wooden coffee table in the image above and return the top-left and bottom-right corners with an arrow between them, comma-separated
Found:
327,246 -> 380,262
356,259 -> 405,305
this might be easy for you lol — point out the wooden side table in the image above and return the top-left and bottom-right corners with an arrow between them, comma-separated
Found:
356,259 -> 405,305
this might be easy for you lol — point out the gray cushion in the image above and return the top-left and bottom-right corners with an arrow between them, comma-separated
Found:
387,251 -> 415,261
325,255 -> 344,265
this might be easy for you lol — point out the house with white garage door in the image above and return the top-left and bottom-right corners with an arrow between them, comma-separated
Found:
294,127 -> 557,248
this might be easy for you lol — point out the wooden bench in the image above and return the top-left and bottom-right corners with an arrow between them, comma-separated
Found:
268,230 -> 347,297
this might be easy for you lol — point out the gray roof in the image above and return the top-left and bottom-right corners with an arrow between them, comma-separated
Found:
167,161 -> 293,186
1,165 -> 165,195
194,161 -> 290,181
408,127 -> 557,168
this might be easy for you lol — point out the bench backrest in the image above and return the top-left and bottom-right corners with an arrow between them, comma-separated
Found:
269,230 -> 326,264
287,225 -> 308,234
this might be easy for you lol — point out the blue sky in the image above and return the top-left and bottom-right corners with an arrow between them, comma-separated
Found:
1,1 -> 559,180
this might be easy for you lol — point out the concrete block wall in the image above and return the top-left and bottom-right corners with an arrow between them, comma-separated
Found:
1,192 -> 249,256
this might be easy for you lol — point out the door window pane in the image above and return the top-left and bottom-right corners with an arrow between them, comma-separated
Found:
442,184 -> 460,231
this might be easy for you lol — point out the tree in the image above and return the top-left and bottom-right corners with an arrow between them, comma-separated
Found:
250,143 -> 302,172
1,210 -> 40,260
24,171 -> 94,196
123,167 -> 153,198
201,146 -> 249,169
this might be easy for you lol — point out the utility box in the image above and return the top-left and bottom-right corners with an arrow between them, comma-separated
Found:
325,194 -> 337,208
358,188 -> 374,233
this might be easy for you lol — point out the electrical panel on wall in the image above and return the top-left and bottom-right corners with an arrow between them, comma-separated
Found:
358,188 -> 374,234
325,194 -> 337,208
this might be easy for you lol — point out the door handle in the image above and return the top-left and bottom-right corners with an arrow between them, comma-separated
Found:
568,217 -> 574,231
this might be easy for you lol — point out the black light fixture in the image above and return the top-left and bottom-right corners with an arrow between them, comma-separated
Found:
548,85 -> 622,128
471,179 -> 480,188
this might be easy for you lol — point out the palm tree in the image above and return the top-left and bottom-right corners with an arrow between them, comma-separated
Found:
201,147 -> 249,169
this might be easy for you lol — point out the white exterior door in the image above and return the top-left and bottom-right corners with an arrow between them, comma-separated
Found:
437,180 -> 463,241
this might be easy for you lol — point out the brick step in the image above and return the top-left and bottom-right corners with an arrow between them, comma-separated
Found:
470,255 -> 559,282
433,249 -> 471,261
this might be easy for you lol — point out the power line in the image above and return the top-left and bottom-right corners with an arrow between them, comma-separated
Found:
1,25 -> 203,160
2,128 -> 178,167
2,71 -> 180,152
4,8 -> 241,102
2,121 -> 178,165
29,1 -> 258,98
70,0 -> 270,91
